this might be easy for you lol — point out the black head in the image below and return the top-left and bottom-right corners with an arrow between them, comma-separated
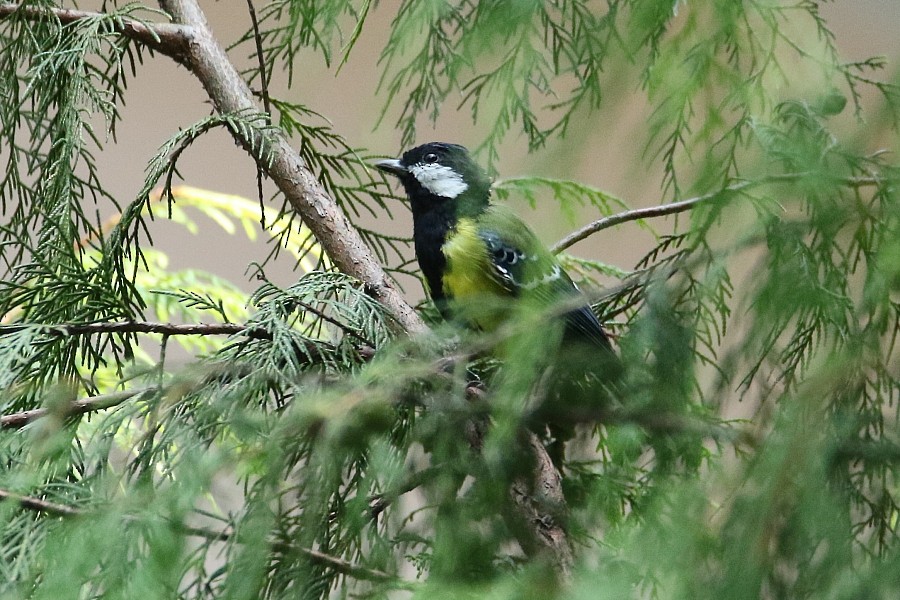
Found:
375,142 -> 492,216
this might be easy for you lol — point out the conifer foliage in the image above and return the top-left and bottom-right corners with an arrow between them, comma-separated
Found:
1,1 -> 898,598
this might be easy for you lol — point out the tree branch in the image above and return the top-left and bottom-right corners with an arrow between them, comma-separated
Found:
508,433 -> 573,575
0,488 -> 81,516
0,321 -> 259,338
3,318 -> 381,351
0,487 -> 398,584
1,388 -> 152,429
178,523 -> 397,584
551,180 -> 759,253
156,0 -> 425,335
551,173 -> 888,254
5,0 -> 423,332
363,465 -> 443,520
0,2 -> 192,65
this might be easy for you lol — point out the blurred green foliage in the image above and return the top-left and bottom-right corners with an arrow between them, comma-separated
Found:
0,1 -> 898,599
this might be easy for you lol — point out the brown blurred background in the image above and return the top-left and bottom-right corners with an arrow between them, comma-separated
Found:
78,0 -> 900,303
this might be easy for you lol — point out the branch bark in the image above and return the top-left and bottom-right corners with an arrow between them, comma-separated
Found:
0,2 -> 192,64
156,0 -> 425,335
509,433 -> 573,575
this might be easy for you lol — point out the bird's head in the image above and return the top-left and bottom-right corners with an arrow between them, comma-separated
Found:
375,142 -> 492,216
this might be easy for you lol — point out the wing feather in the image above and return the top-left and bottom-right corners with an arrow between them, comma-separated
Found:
475,212 -> 611,350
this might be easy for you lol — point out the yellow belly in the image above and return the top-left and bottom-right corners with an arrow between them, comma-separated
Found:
441,218 -> 507,331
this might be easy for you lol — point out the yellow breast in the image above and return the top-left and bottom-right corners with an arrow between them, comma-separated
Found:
440,218 -> 508,331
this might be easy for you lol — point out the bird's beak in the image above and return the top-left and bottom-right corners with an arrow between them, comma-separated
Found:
374,158 -> 407,177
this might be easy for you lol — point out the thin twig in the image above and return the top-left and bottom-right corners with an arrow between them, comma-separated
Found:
0,321 -> 258,337
82,322 -> 257,337
245,0 -> 270,230
551,173 -> 889,254
1,388 -> 153,429
563,405 -> 753,444
1,318 -> 377,350
178,523 -> 397,583
288,298 -> 377,347
245,0 -> 271,118
0,488 -> 398,583
0,488 -> 81,516
361,465 -> 443,520
552,180 -> 759,253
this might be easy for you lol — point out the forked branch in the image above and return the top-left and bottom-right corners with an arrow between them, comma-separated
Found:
0,2 -> 191,64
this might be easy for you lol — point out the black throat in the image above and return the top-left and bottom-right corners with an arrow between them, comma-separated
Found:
408,190 -> 457,304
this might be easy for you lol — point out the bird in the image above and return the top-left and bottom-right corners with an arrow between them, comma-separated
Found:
375,142 -> 619,452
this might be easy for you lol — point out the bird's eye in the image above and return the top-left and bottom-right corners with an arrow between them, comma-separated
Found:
423,153 -> 438,164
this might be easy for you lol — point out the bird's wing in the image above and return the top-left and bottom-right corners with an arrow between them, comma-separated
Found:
477,207 -> 612,350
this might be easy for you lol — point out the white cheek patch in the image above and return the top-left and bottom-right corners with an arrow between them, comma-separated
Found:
409,163 -> 469,198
